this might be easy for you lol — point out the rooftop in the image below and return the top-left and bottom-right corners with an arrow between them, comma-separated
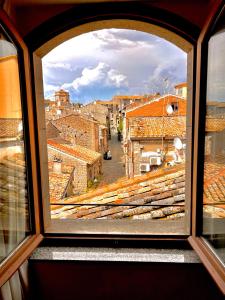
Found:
126,95 -> 186,118
205,118 -> 225,132
130,116 -> 186,139
48,139 -> 101,164
174,82 -> 187,89
48,172 -> 72,202
0,118 -> 22,138
51,164 -> 186,220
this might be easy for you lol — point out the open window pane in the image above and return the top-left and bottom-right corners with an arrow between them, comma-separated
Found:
0,26 -> 30,262
42,28 -> 190,235
203,28 -> 225,264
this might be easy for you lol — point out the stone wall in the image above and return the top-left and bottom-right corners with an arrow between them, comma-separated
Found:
47,147 -> 88,193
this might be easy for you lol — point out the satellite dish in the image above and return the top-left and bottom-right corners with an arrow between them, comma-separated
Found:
18,121 -> 23,133
174,137 -> 183,150
166,104 -> 174,115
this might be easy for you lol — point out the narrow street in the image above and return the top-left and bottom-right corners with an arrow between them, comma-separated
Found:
99,134 -> 126,186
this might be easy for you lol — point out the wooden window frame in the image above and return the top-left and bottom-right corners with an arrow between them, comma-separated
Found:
28,4 -> 194,238
0,10 -> 43,288
190,0 -> 225,295
0,0 -> 224,295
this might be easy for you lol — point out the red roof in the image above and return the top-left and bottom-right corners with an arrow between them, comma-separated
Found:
126,95 -> 186,118
174,82 -> 187,89
47,139 -> 101,164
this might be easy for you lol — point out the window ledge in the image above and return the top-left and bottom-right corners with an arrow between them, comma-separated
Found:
30,247 -> 201,263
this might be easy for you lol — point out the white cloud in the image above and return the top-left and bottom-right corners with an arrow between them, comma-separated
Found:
43,61 -> 74,71
62,62 -> 128,91
42,28 -> 187,102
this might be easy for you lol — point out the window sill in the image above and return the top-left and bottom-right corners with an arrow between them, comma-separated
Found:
30,246 -> 200,263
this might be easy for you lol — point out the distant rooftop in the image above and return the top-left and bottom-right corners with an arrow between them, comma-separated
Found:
48,139 -> 101,164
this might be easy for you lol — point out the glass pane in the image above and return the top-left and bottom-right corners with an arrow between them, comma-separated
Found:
0,28 -> 30,263
42,29 -> 188,234
203,29 -> 225,265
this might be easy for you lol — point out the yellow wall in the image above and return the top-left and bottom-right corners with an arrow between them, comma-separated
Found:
0,55 -> 22,118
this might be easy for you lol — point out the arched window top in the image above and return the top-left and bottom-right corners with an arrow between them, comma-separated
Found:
35,19 -> 193,58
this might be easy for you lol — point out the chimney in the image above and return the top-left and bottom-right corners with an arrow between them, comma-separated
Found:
53,157 -> 62,174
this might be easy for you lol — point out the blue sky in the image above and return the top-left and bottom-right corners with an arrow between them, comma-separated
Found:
42,29 -> 187,104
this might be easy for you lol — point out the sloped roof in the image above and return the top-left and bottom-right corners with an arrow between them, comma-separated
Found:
205,118 -> 225,132
49,172 -> 71,202
0,118 -> 22,138
46,121 -> 61,139
126,95 -> 186,118
48,139 -> 101,164
53,113 -> 98,130
174,82 -> 187,89
0,152 -> 29,228
51,165 -> 186,220
130,116 -> 186,138
203,161 -> 225,218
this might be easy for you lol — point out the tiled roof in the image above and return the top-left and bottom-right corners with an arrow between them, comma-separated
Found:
0,118 -> 22,138
48,139 -> 101,164
207,101 -> 225,107
46,121 -> 61,139
205,118 -> 225,132
96,100 -> 114,105
51,165 -> 186,220
129,117 -> 186,138
50,159 -> 225,220
203,162 -> 225,218
174,82 -> 187,89
48,172 -> 72,202
126,95 -> 186,118
0,152 -> 29,228
53,113 -> 98,131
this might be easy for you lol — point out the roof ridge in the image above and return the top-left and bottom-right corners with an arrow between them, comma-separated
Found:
126,94 -> 186,115
62,164 -> 185,204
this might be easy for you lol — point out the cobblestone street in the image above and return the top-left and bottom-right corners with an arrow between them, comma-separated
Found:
99,134 -> 126,186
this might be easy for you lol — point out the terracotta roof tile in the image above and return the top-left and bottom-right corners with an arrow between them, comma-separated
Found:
203,161 -> 225,218
48,139 -> 101,164
205,118 -> 225,132
0,118 -> 22,138
126,95 -> 186,118
48,172 -> 71,202
0,152 -> 29,226
174,82 -> 187,89
130,116 -> 186,138
51,164 -> 186,220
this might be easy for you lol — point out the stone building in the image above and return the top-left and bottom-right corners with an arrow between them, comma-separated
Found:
47,139 -> 102,193
52,113 -> 100,152
80,101 -> 109,125
124,95 -> 187,177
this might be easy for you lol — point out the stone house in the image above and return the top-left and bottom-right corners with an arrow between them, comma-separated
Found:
124,95 -> 187,177
47,139 -> 102,193
80,102 -> 109,125
52,113 -> 100,152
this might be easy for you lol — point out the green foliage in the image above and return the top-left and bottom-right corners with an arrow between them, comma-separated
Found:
117,118 -> 123,133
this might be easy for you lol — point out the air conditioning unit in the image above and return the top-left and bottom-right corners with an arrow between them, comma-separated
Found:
140,163 -> 150,172
150,156 -> 161,166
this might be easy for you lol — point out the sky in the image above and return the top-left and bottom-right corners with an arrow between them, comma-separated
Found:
42,28 -> 187,104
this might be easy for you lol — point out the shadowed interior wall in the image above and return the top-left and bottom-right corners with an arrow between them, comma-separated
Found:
29,260 -> 224,300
